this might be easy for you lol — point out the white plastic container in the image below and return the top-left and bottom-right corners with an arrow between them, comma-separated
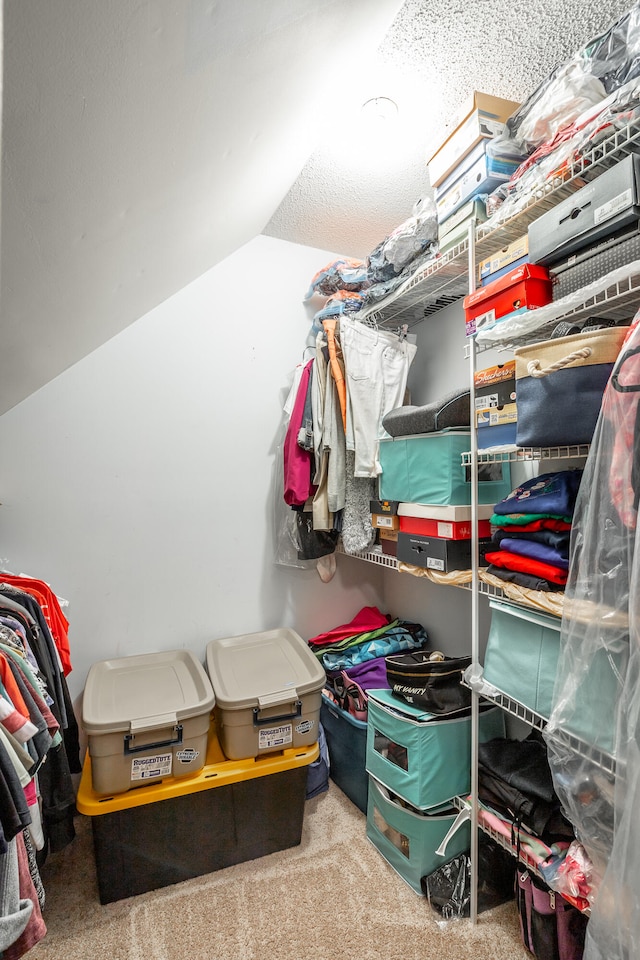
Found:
82,649 -> 215,795
206,628 -> 325,760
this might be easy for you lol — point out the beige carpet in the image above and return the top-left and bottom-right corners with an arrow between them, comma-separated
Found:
28,782 -> 531,960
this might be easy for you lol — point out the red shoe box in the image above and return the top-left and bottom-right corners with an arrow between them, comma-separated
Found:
463,263 -> 552,336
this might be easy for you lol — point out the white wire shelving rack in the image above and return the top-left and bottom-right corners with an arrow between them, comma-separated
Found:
337,118 -> 640,924
353,118 -> 640,333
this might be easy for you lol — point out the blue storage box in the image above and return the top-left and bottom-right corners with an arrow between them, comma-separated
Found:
378,430 -> 512,506
366,775 -> 471,895
483,599 -> 562,720
320,695 -> 368,814
365,689 -> 504,810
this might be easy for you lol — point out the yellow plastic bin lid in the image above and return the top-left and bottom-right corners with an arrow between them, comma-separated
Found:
76,723 -> 319,815
82,649 -> 215,734
205,628 -> 325,712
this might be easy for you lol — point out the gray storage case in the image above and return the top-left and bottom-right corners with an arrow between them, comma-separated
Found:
528,153 -> 640,267
82,649 -> 216,795
206,628 -> 325,760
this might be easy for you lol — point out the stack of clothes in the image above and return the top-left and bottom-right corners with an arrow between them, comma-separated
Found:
484,469 -> 583,591
308,605 -> 429,721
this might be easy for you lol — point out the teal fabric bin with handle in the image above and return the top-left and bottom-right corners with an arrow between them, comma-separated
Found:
482,598 -> 624,753
366,775 -> 471,895
378,430 -> 512,505
365,689 -> 504,810
482,599 -> 561,720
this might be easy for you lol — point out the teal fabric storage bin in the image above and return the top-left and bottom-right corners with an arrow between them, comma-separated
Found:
320,695 -> 368,814
365,689 -> 504,810
483,599 -> 561,720
366,775 -> 471,895
378,430 -> 512,506
483,599 -> 624,753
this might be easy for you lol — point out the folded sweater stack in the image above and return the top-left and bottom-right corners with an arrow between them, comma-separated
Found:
485,470 -> 583,591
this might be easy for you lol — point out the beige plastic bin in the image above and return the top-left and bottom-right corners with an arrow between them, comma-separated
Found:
82,649 -> 216,796
206,628 -> 325,760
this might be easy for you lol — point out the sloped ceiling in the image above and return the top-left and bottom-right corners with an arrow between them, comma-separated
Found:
0,0 -> 403,415
0,0 -> 636,416
265,0 -> 635,259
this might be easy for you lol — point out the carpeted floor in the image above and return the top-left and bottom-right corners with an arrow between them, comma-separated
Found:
29,782 -> 531,960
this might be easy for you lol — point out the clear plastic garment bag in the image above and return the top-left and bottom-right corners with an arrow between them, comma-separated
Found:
544,317 -> 640,960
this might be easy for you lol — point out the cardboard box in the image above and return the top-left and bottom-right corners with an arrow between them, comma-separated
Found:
379,528 -> 399,556
397,531 -> 491,572
528,153 -> 640,266
463,263 -> 552,337
478,235 -> 529,282
434,139 -> 519,202
427,92 -> 520,189
474,361 -> 516,417
369,499 -> 399,515
371,513 -> 400,531
436,149 -> 516,226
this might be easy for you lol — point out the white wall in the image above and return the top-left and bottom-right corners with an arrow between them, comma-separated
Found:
0,234 -> 384,704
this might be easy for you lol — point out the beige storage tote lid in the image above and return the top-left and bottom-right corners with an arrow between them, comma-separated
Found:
206,628 -> 325,712
82,649 -> 215,734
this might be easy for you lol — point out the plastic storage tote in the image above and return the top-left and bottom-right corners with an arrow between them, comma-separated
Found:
320,694 -> 368,814
365,689 -> 504,811
378,430 -> 512,506
82,649 -> 216,795
76,725 -> 318,903
366,775 -> 471,895
206,628 -> 325,760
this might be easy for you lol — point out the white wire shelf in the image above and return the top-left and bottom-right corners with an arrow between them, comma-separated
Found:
452,796 -> 591,913
336,543 -> 399,569
462,681 -> 617,777
475,120 -> 640,257
461,444 -> 590,465
356,118 -> 640,333
471,264 -> 640,353
355,238 -> 469,329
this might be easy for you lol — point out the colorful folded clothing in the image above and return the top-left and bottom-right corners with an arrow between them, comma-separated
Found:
486,566 -> 564,592
308,605 -> 390,648
492,528 -> 570,554
484,549 -> 568,586
321,621 -> 428,671
496,537 -> 569,570
490,513 -> 573,529
492,470 -> 583,518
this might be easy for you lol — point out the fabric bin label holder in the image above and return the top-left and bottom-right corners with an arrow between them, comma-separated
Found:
365,688 -> 504,811
378,429 -> 512,506
366,774 -> 471,895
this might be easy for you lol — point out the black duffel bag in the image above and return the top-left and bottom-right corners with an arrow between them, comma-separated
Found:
385,651 -> 472,715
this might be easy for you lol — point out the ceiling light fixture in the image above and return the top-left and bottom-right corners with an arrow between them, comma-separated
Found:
361,96 -> 399,122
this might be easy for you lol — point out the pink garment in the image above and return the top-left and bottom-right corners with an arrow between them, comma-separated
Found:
308,606 -> 390,648
283,359 -> 315,507
3,833 -> 46,960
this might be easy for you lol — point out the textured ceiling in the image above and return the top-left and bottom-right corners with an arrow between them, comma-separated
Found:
0,0 -> 637,416
264,0 -> 635,259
